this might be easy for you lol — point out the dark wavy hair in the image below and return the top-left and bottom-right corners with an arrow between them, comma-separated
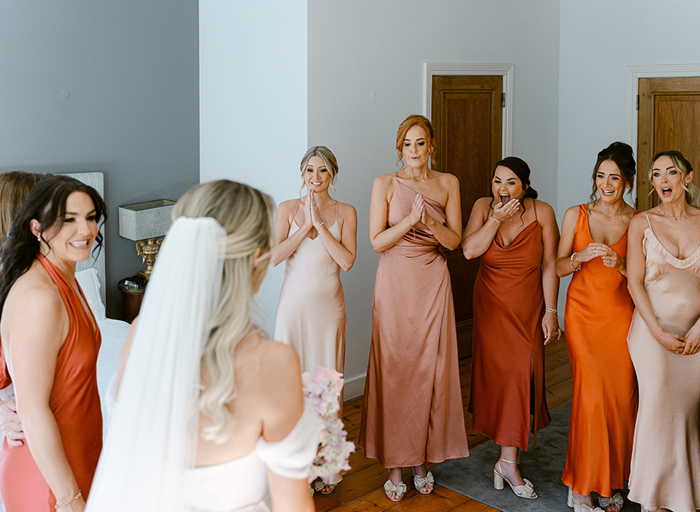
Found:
589,142 -> 636,203
0,176 -> 107,314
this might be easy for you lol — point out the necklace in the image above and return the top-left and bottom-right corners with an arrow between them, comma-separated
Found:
660,205 -> 686,221
594,201 -> 625,221
309,195 -> 333,208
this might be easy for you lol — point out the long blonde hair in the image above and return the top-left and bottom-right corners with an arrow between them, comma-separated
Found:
172,180 -> 274,443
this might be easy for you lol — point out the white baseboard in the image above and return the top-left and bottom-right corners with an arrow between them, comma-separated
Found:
343,372 -> 366,402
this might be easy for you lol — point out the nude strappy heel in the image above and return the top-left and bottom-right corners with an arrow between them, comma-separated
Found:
493,458 -> 537,499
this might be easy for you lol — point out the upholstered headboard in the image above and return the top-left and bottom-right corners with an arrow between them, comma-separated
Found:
61,172 -> 107,305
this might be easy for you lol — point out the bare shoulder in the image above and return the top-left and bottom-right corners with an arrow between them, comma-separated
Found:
534,198 -> 555,216
237,336 -> 301,388
628,210 -> 649,231
472,196 -> 492,212
7,265 -> 62,314
336,201 -> 357,219
564,204 -> 581,218
437,171 -> 460,188
373,173 -> 394,189
277,198 -> 301,216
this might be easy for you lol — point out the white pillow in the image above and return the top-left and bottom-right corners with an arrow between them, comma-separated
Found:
76,268 -> 106,320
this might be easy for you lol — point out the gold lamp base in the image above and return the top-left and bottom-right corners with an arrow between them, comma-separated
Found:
135,237 -> 163,280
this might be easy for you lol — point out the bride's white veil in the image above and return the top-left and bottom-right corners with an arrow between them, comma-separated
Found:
86,216 -> 225,511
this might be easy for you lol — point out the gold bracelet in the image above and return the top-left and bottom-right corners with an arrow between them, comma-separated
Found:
55,490 -> 81,509
570,252 -> 581,272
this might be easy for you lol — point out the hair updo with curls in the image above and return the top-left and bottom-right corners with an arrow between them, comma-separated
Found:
493,156 -> 538,200
589,142 -> 636,203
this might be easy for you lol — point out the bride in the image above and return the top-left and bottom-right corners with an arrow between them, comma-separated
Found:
86,180 -> 319,512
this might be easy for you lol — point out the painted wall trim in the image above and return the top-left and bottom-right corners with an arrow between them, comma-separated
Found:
424,63 -> 514,157
343,372 -> 366,402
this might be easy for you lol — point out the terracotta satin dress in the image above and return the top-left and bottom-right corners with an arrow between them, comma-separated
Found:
0,254 -> 103,511
626,215 -> 700,512
469,201 -> 551,449
561,205 -> 638,497
359,175 -> 469,468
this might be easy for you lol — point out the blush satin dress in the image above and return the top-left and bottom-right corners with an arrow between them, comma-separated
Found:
0,254 -> 102,511
359,174 -> 469,468
626,214 -> 700,512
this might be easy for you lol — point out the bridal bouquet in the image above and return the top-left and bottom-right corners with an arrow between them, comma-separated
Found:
302,366 -> 355,484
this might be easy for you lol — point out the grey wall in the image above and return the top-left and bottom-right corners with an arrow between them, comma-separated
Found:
0,0 -> 200,317
308,0 -> 561,398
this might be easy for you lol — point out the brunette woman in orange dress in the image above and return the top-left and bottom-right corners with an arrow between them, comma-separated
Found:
463,157 -> 560,500
556,142 -> 638,512
0,176 -> 106,512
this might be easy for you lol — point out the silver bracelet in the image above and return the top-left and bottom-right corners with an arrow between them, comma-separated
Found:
491,216 -> 500,224
545,308 -> 557,314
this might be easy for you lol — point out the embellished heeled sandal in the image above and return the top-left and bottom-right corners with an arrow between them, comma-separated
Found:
567,487 -> 605,512
411,468 -> 434,495
493,458 -> 537,499
598,492 -> 624,512
383,478 -> 407,502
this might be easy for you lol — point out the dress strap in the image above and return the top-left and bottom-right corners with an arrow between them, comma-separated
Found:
532,198 -> 538,222
335,201 -> 339,223
292,198 -> 301,223
645,212 -> 652,229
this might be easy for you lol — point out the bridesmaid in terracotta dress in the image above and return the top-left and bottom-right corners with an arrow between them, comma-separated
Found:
626,150 -> 700,512
463,156 -> 560,500
360,114 -> 469,502
0,176 -> 106,512
556,142 -> 638,512
271,146 -> 357,494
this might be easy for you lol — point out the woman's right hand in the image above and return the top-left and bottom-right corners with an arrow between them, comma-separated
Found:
408,193 -> 425,226
576,242 -> 611,263
491,198 -> 520,223
0,398 -> 25,446
653,329 -> 686,353
303,193 -> 314,229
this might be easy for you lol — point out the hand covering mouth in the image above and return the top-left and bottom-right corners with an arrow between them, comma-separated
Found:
499,194 -> 510,205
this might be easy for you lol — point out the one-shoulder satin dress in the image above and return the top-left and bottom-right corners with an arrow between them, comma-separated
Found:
0,254 -> 102,511
359,174 -> 469,468
627,214 -> 700,512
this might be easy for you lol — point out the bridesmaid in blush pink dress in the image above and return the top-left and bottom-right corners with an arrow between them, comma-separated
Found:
360,115 -> 468,503
626,151 -> 700,512
271,146 -> 357,494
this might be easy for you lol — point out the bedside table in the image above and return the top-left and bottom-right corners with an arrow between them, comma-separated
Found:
118,275 -> 147,323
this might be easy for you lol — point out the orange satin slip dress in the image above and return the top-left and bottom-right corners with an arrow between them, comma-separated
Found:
0,254 -> 103,511
469,199 -> 551,449
561,205 -> 637,497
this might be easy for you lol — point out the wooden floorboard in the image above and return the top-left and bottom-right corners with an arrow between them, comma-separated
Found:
313,335 -> 572,511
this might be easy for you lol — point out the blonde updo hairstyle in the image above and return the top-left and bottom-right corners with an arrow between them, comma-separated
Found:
649,150 -> 700,208
395,114 -> 437,170
299,146 -> 339,196
172,180 -> 275,444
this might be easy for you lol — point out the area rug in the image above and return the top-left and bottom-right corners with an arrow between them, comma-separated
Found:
432,403 -> 639,511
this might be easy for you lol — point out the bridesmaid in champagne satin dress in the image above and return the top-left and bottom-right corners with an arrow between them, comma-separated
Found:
360,115 -> 468,502
271,146 -> 357,494
463,157 -> 560,500
556,143 -> 638,512
626,151 -> 700,512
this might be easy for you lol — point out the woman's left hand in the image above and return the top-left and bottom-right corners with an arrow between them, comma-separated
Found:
542,311 -> 561,345
421,206 -> 433,227
601,247 -> 623,271
682,322 -> 700,355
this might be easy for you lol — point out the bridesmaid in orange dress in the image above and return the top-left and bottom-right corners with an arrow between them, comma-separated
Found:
0,176 -> 106,512
556,142 -> 638,512
463,157 -> 560,500
360,115 -> 469,502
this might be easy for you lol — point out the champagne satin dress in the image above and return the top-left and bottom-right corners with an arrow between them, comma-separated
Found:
627,215 -> 700,512
561,205 -> 638,497
0,254 -> 103,511
469,200 -> 551,449
359,174 -> 469,468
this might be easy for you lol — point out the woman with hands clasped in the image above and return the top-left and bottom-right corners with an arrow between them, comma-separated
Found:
463,157 -> 560,500
625,150 -> 700,512
556,142 -> 638,512
359,115 -> 469,502
271,146 -> 356,494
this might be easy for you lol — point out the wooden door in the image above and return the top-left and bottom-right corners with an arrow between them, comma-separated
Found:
432,75 -> 503,358
638,77 -> 700,210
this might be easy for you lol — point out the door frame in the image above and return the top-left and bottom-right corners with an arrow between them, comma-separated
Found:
625,63 -> 700,203
424,63 -> 513,156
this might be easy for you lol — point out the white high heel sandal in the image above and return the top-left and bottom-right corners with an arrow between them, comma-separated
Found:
493,458 -> 537,499
567,487 -> 604,512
